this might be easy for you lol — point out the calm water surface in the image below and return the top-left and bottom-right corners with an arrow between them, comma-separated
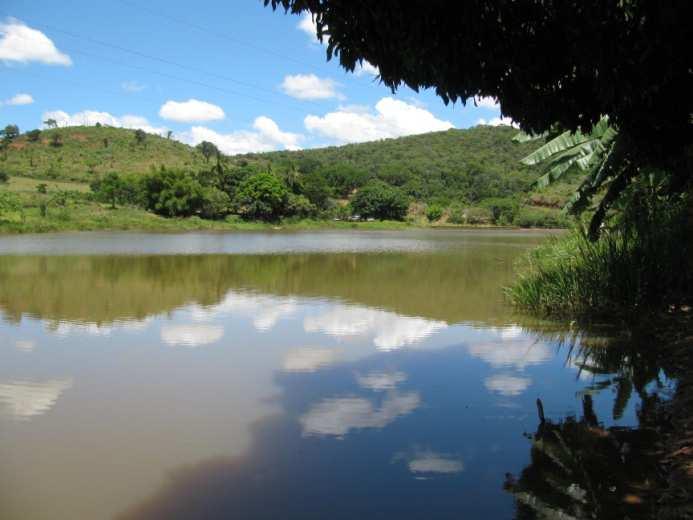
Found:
0,230 -> 655,519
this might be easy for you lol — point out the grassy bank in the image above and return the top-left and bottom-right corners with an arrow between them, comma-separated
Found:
0,203 -> 422,234
507,206 -> 690,322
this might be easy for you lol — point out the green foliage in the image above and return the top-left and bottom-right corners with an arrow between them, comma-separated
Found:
26,129 -> 41,142
142,168 -> 205,217
234,172 -> 288,221
134,129 -> 147,146
43,119 -> 58,129
513,206 -> 569,228
199,187 -> 231,220
480,197 -> 518,225
2,125 -> 19,141
91,172 -> 128,209
508,190 -> 690,321
301,172 -> 332,210
50,133 -> 63,147
286,193 -> 318,218
0,171 -> 8,184
0,191 -> 22,222
350,180 -> 409,220
196,141 -> 219,162
426,204 -> 443,222
322,163 -> 370,198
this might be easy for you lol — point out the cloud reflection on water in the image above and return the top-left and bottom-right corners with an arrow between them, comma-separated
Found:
0,378 -> 73,419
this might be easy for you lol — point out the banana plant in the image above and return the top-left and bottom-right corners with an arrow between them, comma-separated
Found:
514,117 -> 635,239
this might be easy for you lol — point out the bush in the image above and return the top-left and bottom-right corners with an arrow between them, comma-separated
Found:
199,187 -> 231,219
142,168 -> 205,217
0,171 -> 8,183
464,206 -> 493,224
234,172 -> 288,221
508,194 -> 690,321
513,206 -> 569,228
480,197 -> 518,225
426,204 -> 443,222
287,193 -> 318,218
26,129 -> 41,142
0,191 -> 23,222
350,180 -> 409,220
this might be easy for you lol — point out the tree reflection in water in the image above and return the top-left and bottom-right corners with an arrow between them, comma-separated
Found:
504,330 -> 672,519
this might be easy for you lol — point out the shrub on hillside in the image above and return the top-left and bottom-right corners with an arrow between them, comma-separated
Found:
0,171 -> 9,183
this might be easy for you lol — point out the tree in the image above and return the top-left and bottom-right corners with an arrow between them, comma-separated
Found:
166,130 -> 173,140
426,204 -> 443,222
265,1 -> 692,221
36,184 -> 48,217
50,133 -> 63,147
1,125 -> 20,140
93,172 -> 126,209
26,129 -> 41,142
134,129 -> 146,146
323,163 -> 369,198
43,119 -> 58,129
196,141 -> 219,162
234,172 -> 289,221
301,172 -> 332,210
142,168 -> 205,217
199,187 -> 231,219
350,180 -> 409,220
0,171 -> 8,183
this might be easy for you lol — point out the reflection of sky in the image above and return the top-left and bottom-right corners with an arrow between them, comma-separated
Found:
0,378 -> 73,419
0,286 -> 648,520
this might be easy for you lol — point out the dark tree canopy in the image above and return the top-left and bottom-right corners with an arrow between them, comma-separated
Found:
266,1 -> 691,172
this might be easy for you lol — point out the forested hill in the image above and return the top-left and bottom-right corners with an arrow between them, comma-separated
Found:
2,124 -> 576,226
250,126 -> 544,205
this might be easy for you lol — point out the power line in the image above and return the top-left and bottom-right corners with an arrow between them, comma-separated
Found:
24,20 -> 325,113
62,46 -> 309,116
117,0 -> 316,69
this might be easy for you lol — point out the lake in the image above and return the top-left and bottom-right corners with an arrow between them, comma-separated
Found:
0,230 -> 661,519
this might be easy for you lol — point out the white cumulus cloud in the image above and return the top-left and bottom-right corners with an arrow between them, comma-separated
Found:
472,96 -> 499,109
297,12 -> 320,41
305,97 -> 454,144
281,73 -> 342,100
41,109 -> 167,135
2,92 -> 33,106
355,61 -> 379,77
159,99 -> 225,123
0,18 -> 71,65
178,116 -> 302,155
476,116 -> 517,127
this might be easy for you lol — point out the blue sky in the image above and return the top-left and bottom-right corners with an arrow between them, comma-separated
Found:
0,0 -> 509,154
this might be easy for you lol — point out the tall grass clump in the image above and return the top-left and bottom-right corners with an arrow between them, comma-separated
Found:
508,188 -> 691,321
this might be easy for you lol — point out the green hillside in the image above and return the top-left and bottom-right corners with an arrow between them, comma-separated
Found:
1,124 -> 578,232
1,125 -> 208,182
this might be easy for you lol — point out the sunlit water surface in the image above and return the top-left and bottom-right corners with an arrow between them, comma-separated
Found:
0,230 -> 651,519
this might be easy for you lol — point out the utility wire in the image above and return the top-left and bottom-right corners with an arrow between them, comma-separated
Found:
25,20 -> 324,112
117,0 -> 317,69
